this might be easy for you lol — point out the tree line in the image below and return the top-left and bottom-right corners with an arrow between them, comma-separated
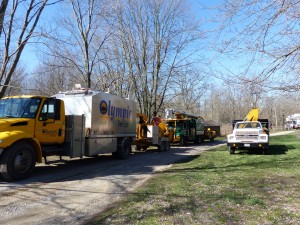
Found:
0,0 -> 299,127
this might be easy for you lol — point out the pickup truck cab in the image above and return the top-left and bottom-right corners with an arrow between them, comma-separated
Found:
227,121 -> 269,154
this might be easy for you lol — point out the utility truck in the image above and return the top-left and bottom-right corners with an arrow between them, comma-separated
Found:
0,85 -> 136,181
227,108 -> 269,154
163,109 -> 205,146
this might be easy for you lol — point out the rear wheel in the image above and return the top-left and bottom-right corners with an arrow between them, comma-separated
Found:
117,139 -> 131,159
0,142 -> 36,181
165,142 -> 170,151
158,141 -> 170,152
158,142 -> 165,152
179,137 -> 186,146
135,145 -> 142,151
194,135 -> 200,144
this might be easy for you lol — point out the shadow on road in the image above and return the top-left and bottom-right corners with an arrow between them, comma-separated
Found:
0,141 -> 225,185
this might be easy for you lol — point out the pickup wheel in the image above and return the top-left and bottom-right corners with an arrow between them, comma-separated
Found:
117,139 -> 131,159
263,148 -> 269,155
229,147 -> 236,155
0,142 -> 36,181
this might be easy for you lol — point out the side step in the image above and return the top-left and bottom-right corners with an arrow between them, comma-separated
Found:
42,147 -> 66,164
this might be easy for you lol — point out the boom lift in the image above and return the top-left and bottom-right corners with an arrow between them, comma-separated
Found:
227,107 -> 269,154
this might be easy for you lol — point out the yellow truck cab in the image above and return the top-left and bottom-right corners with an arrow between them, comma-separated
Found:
0,96 -> 65,180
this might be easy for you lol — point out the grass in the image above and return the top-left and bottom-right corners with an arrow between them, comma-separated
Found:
86,134 -> 300,225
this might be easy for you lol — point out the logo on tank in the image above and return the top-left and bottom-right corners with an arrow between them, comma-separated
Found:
99,100 -> 131,121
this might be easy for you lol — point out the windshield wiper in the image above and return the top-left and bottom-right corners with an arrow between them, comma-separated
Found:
2,115 -> 18,118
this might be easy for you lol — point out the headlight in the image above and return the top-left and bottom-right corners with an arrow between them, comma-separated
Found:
228,135 -> 234,140
260,136 -> 267,140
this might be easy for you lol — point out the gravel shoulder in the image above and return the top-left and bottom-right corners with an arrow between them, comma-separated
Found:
0,141 -> 225,225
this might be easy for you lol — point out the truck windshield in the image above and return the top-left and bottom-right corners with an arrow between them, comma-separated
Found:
236,122 -> 262,129
166,121 -> 185,129
0,98 -> 41,119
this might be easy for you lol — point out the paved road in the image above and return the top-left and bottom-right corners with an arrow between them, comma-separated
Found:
0,141 -> 225,225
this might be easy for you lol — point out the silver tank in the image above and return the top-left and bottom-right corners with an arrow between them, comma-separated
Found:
54,88 -> 136,137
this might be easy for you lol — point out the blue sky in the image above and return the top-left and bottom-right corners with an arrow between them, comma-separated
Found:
20,0 -> 222,73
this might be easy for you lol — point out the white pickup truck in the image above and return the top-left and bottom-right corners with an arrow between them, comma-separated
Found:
227,121 -> 269,154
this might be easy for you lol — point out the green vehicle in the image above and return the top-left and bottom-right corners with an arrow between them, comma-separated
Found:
164,109 -> 204,146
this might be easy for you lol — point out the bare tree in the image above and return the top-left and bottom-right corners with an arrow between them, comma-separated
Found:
0,0 -> 8,37
0,0 -> 59,98
213,0 -> 300,92
93,36 -> 133,97
39,0 -> 112,89
165,66 -> 207,116
112,0 -> 203,118
29,57 -> 73,95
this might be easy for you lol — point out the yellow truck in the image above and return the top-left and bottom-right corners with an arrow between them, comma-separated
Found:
0,86 -> 137,181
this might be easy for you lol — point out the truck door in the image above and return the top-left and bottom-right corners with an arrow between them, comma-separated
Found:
35,98 -> 65,144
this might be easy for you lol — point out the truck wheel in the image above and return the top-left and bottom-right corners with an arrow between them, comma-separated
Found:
135,145 -> 142,151
263,148 -> 269,155
229,147 -> 235,155
0,142 -> 36,181
117,139 -> 131,159
194,135 -> 200,144
179,137 -> 186,146
165,142 -> 170,151
158,141 -> 169,152
158,142 -> 165,152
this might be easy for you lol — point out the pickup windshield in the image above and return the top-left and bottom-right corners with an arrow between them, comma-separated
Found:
236,122 -> 262,129
0,98 -> 41,119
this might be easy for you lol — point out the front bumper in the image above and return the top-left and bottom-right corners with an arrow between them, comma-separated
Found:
227,142 -> 268,149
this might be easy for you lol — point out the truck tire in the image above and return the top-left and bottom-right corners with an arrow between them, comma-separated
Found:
263,148 -> 269,155
135,145 -> 142,151
158,143 -> 165,152
117,139 -> 131,159
165,142 -> 170,151
201,135 -> 205,142
194,135 -> 200,144
179,137 -> 186,146
158,141 -> 170,152
0,142 -> 36,181
229,147 -> 235,155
